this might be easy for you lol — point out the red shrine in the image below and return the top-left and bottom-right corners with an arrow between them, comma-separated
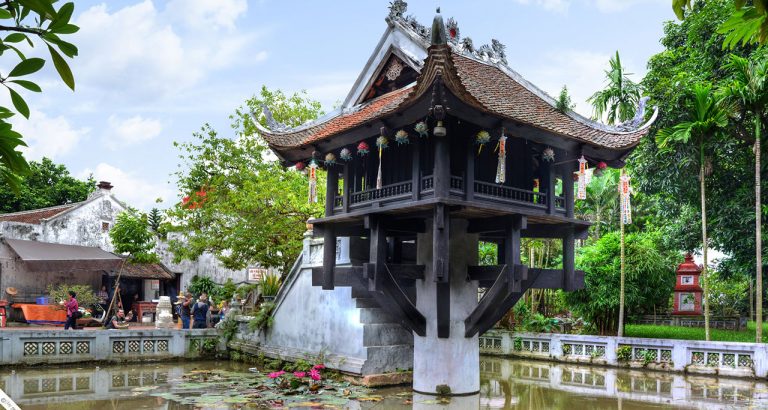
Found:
672,253 -> 703,316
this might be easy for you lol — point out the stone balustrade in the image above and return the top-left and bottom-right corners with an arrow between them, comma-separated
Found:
0,329 -> 221,366
480,330 -> 768,379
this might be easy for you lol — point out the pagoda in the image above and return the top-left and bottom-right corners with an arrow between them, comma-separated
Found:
259,2 -> 656,396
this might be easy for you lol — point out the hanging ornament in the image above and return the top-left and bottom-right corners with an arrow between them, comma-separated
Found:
357,141 -> 370,156
619,170 -> 633,225
594,161 -> 607,176
577,155 -> 588,200
475,130 -> 491,155
495,133 -> 507,184
414,121 -> 429,138
339,148 -> 352,161
395,129 -> 410,145
542,147 -> 555,163
294,161 -> 306,171
308,159 -> 318,204
376,136 -> 388,189
324,152 -> 337,166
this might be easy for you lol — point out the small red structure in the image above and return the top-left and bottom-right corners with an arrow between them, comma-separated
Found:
672,253 -> 703,315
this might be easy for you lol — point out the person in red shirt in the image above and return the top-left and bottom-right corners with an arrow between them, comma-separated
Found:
64,291 -> 79,330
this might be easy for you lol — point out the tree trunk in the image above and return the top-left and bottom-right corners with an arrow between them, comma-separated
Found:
618,204 -> 625,337
756,120 -> 763,343
750,277 -> 754,322
701,146 -> 710,341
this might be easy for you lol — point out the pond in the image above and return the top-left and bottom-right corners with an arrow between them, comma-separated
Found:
2,357 -> 766,409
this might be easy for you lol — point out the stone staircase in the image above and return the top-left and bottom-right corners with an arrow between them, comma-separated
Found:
353,287 -> 414,374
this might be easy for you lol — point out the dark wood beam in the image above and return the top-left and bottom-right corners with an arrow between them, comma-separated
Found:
563,226 -> 576,291
470,268 -> 543,337
546,161 -> 556,215
466,265 -> 506,282
561,161 -> 575,219
342,163 -> 351,213
529,268 -> 585,290
504,215 -> 525,288
325,167 -> 338,217
411,138 -> 421,202
322,227 -> 336,290
311,266 -> 364,288
464,263 -> 528,337
387,264 -> 425,280
466,136 -> 475,201
312,223 -> 367,238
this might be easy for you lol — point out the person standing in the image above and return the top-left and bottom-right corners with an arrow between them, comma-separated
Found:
180,293 -> 193,330
191,293 -> 210,329
97,285 -> 109,313
64,291 -> 78,330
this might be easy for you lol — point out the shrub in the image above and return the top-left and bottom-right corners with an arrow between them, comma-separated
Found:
260,274 -> 281,297
616,345 -> 632,362
248,302 -> 276,332
48,284 -> 99,309
513,337 -> 522,351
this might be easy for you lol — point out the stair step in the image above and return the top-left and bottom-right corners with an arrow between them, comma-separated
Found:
360,307 -> 397,324
362,345 -> 414,374
355,298 -> 379,308
364,323 -> 413,346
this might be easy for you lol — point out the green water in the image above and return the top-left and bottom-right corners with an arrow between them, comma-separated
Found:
1,357 -> 765,409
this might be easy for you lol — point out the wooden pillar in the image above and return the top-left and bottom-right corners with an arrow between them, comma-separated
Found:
412,139 -> 421,201
322,227 -> 336,290
466,137 -> 475,201
504,215 -> 525,290
368,216 -> 387,269
563,161 -> 574,218
342,163 -> 350,213
434,134 -> 450,199
563,226 -> 575,290
325,168 -> 338,217
546,162 -> 556,214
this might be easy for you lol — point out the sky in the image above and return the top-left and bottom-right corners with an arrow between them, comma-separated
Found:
9,0 -> 674,211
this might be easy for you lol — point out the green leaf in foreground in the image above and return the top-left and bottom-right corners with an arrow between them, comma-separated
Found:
9,80 -> 41,92
47,44 -> 74,90
8,88 -> 29,118
8,57 -> 45,77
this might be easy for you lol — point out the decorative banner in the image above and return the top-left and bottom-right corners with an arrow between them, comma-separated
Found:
340,148 -> 353,161
308,159 -> 318,203
395,130 -> 410,145
495,133 -> 507,184
619,170 -> 633,225
324,152 -> 336,166
542,147 -> 555,162
414,121 -> 429,138
376,136 -> 388,189
357,141 -> 370,156
577,155 -> 588,200
475,130 -> 490,155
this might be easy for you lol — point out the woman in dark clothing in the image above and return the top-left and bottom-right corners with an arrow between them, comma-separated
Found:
180,293 -> 193,329
64,291 -> 78,330
191,293 -> 209,329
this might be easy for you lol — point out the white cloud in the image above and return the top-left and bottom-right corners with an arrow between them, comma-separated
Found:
166,0 -> 248,30
106,115 -> 163,149
80,163 -> 174,211
72,1 -> 261,99
591,0 -> 665,13
14,109 -> 90,160
513,0 -> 571,13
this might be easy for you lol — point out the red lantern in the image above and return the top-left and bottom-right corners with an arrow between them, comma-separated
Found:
357,141 -> 370,156
597,161 -> 607,170
295,161 -> 306,171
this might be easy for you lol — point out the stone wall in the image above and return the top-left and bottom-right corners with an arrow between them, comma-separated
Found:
0,328 -> 220,366
480,330 -> 768,379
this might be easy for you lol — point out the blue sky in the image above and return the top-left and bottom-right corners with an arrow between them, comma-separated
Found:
11,0 -> 672,210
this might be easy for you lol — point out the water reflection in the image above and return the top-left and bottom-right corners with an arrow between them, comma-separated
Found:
1,358 -> 768,409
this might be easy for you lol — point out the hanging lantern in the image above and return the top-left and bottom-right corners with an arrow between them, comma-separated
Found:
594,161 -> 607,176
376,136 -> 388,189
414,121 -> 429,138
577,155 -> 588,200
395,130 -> 410,145
294,161 -> 306,171
376,136 -> 389,150
542,147 -> 555,163
308,159 -> 319,204
475,130 -> 491,155
340,148 -> 352,161
619,170 -> 633,225
324,152 -> 337,166
495,133 -> 507,184
357,141 -> 370,156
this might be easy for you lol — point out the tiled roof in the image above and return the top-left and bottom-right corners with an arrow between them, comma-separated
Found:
0,203 -> 79,225
112,260 -> 175,280
261,48 -> 653,154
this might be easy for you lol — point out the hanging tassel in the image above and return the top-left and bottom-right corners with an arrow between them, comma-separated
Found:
619,170 -> 633,225
375,136 -> 388,189
495,133 -> 507,184
577,155 -> 588,200
308,159 -> 318,203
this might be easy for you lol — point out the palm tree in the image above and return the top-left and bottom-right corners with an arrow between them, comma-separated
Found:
656,83 -> 730,341
721,53 -> 768,343
588,51 -> 642,125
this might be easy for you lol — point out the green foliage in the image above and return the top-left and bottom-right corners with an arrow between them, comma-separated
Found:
588,51 -> 641,125
513,337 -> 522,351
555,85 -> 575,113
219,318 -> 239,343
235,283 -> 259,299
616,345 -> 633,362
512,302 -> 532,330
248,302 -> 276,332
260,273 -> 281,297
625,323 -> 768,343
707,268 -> 750,316
524,313 -> 558,333
565,230 -> 677,335
47,284 -> 98,309
147,208 -> 162,234
0,1 -> 79,190
109,209 -> 159,263
562,344 -> 572,355
0,157 -> 94,213
188,275 -> 217,297
168,87 -> 325,274
478,242 -> 497,266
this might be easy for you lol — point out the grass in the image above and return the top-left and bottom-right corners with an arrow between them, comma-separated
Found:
624,322 -> 768,343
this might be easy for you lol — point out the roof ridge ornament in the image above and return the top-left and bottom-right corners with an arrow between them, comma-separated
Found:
260,104 -> 290,132
431,8 -> 447,46
616,96 -> 651,131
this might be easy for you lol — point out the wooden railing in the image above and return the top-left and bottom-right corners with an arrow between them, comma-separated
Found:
474,181 -> 545,206
349,181 -> 413,205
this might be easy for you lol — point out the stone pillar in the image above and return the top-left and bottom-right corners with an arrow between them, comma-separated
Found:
413,218 -> 479,395
155,296 -> 174,329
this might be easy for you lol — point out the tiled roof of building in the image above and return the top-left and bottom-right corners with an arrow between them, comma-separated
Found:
260,48 -> 654,154
0,203 -> 79,225
111,260 -> 175,280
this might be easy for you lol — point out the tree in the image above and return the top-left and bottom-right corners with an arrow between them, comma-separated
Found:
0,157 -> 94,213
588,51 -> 641,125
168,87 -> 325,274
147,208 -> 162,233
673,0 -> 768,48
565,230 -> 677,335
720,52 -> 768,342
0,1 -> 78,190
656,83 -> 730,341
555,85 -> 574,113
109,209 -> 159,263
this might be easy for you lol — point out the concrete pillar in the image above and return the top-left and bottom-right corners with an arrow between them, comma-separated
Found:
413,218 -> 480,395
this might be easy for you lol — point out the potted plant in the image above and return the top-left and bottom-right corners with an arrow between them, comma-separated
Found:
260,273 -> 281,302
